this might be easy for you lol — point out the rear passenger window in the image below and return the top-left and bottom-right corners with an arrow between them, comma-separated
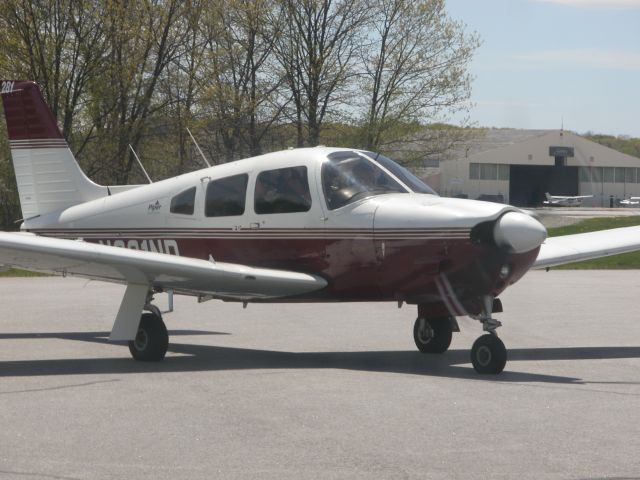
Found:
170,187 -> 196,215
205,174 -> 248,217
255,166 -> 312,214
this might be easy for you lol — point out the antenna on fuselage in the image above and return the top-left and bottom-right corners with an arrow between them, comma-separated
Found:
128,144 -> 153,184
186,127 -> 212,168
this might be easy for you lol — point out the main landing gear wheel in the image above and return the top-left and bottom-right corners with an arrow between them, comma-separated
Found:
128,312 -> 169,361
413,317 -> 453,353
471,334 -> 507,374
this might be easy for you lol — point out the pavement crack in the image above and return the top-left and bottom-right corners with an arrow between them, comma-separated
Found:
0,470 -> 82,480
0,379 -> 119,395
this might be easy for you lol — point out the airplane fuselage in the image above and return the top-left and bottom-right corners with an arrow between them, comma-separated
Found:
22,148 -> 542,317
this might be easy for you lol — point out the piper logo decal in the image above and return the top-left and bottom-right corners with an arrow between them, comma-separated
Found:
148,200 -> 162,213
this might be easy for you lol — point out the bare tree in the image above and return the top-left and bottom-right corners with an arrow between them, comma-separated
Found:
87,0 -> 188,184
158,0 -> 210,173
196,0 -> 285,161
0,0 -> 108,145
359,0 -> 479,153
276,0 -> 369,147
0,108 -> 19,228
0,0 -> 482,192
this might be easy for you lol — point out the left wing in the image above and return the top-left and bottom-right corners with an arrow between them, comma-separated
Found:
0,232 -> 327,300
533,225 -> 640,269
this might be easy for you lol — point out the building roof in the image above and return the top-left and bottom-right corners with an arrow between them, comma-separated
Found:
454,129 -> 640,167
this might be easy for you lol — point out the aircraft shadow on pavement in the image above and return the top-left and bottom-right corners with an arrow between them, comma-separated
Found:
1,330 -> 640,384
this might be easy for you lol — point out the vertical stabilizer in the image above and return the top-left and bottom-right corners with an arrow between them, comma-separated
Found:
0,80 -> 106,220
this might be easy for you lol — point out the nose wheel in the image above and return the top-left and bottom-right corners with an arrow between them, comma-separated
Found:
414,297 -> 509,373
471,334 -> 507,374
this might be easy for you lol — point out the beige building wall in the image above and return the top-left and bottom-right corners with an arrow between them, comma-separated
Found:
439,130 -> 640,206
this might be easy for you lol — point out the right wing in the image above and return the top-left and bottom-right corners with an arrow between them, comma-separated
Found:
533,225 -> 640,269
0,232 -> 327,300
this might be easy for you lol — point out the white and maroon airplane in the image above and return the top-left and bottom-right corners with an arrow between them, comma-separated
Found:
1,80 -> 640,374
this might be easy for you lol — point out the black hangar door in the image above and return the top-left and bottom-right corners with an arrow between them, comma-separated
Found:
510,165 -> 579,207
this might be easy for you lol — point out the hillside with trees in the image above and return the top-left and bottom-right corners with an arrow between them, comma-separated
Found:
584,134 -> 640,159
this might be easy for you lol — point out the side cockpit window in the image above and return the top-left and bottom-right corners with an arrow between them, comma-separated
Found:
170,187 -> 196,215
205,174 -> 248,217
254,166 -> 312,214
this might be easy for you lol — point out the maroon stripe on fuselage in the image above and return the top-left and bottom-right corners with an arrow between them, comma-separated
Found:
29,227 -> 471,240
29,228 -> 539,315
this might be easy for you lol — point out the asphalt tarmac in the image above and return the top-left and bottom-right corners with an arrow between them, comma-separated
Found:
1,272 -> 639,480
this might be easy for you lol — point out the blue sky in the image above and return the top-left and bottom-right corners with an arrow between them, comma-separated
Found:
445,0 -> 640,137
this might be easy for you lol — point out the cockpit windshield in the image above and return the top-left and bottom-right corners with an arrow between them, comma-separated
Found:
322,151 -> 407,210
321,151 -> 436,210
361,151 -> 437,195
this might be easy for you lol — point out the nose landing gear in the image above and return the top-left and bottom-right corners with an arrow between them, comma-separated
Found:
471,334 -> 507,374
413,295 -> 508,374
470,295 -> 507,374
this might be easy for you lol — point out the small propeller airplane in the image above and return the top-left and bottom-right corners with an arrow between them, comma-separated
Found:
543,192 -> 593,207
1,80 -> 640,374
620,197 -> 640,207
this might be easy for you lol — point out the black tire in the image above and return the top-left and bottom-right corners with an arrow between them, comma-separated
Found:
471,334 -> 507,374
413,317 -> 453,353
128,313 -> 169,361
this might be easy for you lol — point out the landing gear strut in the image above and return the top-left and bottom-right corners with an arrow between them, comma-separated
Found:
470,295 -> 507,374
413,316 -> 454,353
128,312 -> 168,361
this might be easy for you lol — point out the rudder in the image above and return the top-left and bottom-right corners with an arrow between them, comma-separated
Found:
0,80 -> 106,220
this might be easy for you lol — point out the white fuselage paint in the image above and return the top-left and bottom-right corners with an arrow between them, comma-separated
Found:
23,147 -> 513,242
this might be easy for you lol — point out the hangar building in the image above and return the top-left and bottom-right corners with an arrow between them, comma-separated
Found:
436,129 -> 640,207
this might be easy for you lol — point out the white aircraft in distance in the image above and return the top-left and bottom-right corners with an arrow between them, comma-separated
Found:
2,81 -> 640,374
543,193 -> 593,207
620,197 -> 640,206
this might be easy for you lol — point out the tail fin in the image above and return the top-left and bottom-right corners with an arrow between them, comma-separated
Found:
545,192 -> 552,201
0,80 -> 106,220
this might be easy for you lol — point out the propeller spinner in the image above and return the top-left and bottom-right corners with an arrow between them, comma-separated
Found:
493,211 -> 547,254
